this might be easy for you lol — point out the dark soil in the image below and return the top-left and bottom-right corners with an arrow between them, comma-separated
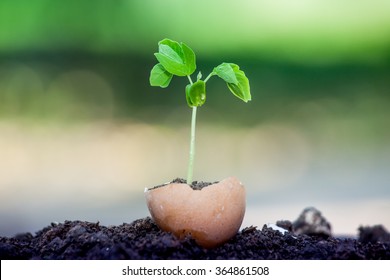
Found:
1,207 -> 389,260
151,178 -> 218,190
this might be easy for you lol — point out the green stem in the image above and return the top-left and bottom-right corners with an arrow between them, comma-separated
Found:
186,106 -> 197,184
186,74 -> 195,184
187,75 -> 194,85
185,74 -> 199,184
204,72 -> 214,83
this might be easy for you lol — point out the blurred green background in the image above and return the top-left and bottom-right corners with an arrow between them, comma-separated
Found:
1,0 -> 389,237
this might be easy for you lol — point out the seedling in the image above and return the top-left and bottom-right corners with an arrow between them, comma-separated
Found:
150,38 -> 251,184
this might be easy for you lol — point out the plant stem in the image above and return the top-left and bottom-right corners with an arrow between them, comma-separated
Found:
204,72 -> 214,83
187,105 -> 197,184
187,75 -> 193,85
186,74 -> 196,184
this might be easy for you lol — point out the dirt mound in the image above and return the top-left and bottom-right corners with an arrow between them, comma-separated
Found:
1,208 -> 389,260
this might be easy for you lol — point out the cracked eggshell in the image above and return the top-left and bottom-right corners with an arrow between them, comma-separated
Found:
145,176 -> 246,248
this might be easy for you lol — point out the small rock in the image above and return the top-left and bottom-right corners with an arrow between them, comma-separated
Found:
66,225 -> 87,238
358,225 -> 390,244
292,207 -> 332,237
266,223 -> 289,234
276,220 -> 293,232
14,232 -> 33,242
241,226 -> 257,234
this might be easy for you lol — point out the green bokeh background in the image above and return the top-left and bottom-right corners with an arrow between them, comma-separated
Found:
1,0 -> 389,123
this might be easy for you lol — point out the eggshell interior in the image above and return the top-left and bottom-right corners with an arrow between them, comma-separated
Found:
145,176 -> 246,248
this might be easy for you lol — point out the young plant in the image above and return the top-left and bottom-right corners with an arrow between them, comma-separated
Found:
149,38 -> 251,184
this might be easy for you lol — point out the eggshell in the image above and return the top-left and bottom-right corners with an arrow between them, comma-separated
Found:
145,176 -> 246,248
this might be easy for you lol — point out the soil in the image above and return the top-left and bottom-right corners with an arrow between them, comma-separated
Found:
151,178 -> 218,191
1,207 -> 389,260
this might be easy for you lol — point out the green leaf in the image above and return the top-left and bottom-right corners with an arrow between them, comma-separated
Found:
154,39 -> 196,76
158,40 -> 184,63
185,80 -> 206,107
181,42 -> 196,74
213,62 -> 238,84
196,71 -> 202,81
226,64 -> 251,102
149,63 -> 173,88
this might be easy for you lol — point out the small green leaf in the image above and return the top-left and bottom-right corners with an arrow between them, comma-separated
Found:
213,62 -> 238,84
158,39 -> 184,63
185,80 -> 206,107
154,53 -> 186,76
154,39 -> 196,76
196,71 -> 202,81
149,63 -> 173,88
185,84 -> 194,107
181,42 -> 196,74
226,64 -> 251,102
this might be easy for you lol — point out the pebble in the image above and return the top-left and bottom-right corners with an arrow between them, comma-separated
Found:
292,207 -> 332,237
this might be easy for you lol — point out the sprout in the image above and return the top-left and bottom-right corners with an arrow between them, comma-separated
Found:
149,38 -> 251,184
